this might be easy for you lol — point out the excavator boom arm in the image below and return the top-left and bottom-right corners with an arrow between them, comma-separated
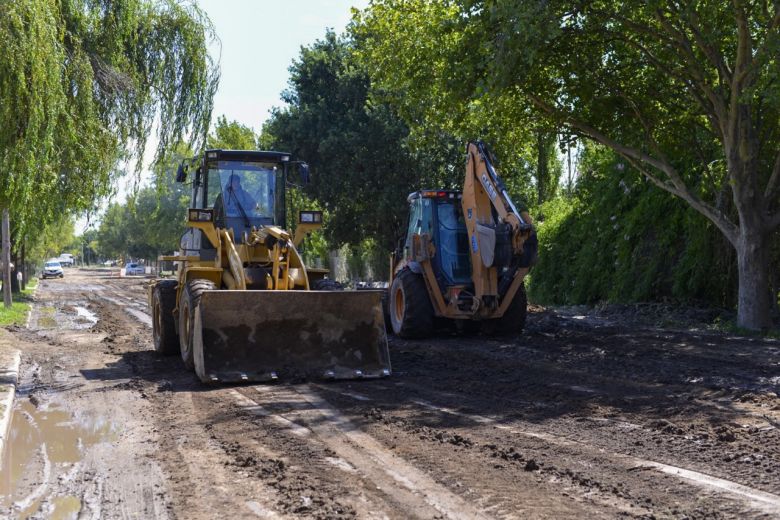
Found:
461,141 -> 533,305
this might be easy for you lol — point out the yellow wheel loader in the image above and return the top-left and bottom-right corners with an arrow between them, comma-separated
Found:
388,141 -> 538,338
149,149 -> 391,383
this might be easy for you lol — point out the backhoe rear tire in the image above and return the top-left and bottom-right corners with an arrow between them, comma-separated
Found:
179,279 -> 217,370
389,268 -> 434,338
484,283 -> 527,336
152,279 -> 178,355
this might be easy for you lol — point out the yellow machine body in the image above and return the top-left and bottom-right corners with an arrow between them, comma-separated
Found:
387,141 -> 536,337
149,149 -> 390,382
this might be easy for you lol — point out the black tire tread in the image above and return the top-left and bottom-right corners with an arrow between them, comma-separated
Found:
490,283 -> 528,335
312,278 -> 343,291
179,279 -> 217,370
391,269 -> 434,338
153,279 -> 179,354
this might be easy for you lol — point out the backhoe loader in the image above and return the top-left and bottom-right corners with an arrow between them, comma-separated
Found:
149,149 -> 391,383
388,141 -> 537,337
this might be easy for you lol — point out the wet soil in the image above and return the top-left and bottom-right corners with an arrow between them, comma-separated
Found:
1,269 -> 778,518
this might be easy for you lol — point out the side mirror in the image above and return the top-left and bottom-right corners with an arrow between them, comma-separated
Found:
175,163 -> 187,183
299,163 -> 310,185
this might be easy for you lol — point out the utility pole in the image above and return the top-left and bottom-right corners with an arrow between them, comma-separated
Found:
2,208 -> 11,308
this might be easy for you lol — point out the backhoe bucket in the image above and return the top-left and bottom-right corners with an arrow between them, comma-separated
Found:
192,290 -> 391,383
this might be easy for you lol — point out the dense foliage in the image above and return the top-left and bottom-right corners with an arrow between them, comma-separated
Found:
0,0 -> 217,298
95,147 -> 191,261
0,0 -> 217,227
263,31 -> 466,254
352,0 -> 780,328
531,145 -> 740,307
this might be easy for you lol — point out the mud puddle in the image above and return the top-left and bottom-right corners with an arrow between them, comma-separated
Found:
97,295 -> 152,326
0,399 -> 120,516
31,303 -> 99,331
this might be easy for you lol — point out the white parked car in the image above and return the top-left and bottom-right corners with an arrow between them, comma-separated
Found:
58,253 -> 74,267
124,262 -> 145,276
42,260 -> 64,279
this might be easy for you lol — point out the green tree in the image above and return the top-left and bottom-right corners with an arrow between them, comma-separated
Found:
531,144 -> 739,307
355,0 -> 780,329
96,203 -> 130,261
352,2 -> 547,209
96,150 -> 191,261
264,30 -> 459,253
207,116 -> 259,150
0,0 -> 218,306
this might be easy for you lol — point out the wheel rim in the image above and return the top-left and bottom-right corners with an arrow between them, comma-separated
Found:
393,286 -> 404,323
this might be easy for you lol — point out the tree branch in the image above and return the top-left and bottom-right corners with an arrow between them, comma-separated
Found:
747,5 -> 780,91
621,37 -> 723,139
682,6 -> 733,84
648,12 -> 730,136
529,95 -> 740,246
731,1 -> 754,96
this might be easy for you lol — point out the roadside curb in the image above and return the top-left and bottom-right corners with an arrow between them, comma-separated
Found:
0,342 -> 21,468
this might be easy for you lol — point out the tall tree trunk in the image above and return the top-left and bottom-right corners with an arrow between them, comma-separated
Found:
10,248 -> 20,293
2,208 -> 11,308
735,228 -> 771,330
20,241 -> 26,291
536,131 -> 549,205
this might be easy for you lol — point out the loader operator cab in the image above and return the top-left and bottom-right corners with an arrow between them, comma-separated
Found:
210,162 -> 280,230
404,190 -> 472,288
178,149 -> 299,258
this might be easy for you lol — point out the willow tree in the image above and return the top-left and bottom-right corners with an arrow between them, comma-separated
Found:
0,0 -> 218,306
356,0 -> 780,329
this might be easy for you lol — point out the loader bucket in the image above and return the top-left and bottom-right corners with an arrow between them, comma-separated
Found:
191,290 -> 391,383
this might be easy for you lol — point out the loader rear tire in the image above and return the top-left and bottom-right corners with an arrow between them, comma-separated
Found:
179,279 -> 217,370
485,283 -> 527,336
152,279 -> 178,355
389,268 -> 434,338
312,278 -> 343,291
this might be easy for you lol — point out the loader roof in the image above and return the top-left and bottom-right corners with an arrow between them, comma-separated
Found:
204,149 -> 292,163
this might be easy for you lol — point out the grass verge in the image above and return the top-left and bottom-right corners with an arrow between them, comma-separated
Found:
0,279 -> 38,326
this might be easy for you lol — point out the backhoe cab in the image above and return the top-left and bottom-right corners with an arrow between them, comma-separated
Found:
389,141 -> 537,337
149,149 -> 391,383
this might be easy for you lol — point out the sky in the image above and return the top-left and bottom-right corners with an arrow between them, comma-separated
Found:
197,0 -> 368,133
82,0 -> 368,233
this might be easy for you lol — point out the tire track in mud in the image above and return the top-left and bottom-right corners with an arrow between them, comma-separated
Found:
309,381 -> 780,518
232,386 -> 492,519
387,334 -> 780,491
38,272 -> 778,518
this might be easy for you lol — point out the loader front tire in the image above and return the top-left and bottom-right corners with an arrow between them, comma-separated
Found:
179,279 -> 217,370
485,283 -> 527,336
389,268 -> 434,338
152,279 -> 178,355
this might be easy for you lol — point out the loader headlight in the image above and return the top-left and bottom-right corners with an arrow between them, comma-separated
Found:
298,211 -> 322,224
188,209 -> 213,222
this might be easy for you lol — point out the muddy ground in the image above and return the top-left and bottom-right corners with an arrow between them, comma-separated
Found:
1,269 -> 779,519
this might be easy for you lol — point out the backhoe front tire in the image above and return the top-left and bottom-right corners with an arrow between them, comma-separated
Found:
485,283 -> 527,336
389,268 -> 434,338
179,279 -> 217,370
152,279 -> 178,355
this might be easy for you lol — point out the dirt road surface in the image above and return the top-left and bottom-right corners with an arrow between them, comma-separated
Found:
1,269 -> 779,519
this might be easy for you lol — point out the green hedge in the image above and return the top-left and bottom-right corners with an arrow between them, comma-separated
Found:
528,149 -> 740,307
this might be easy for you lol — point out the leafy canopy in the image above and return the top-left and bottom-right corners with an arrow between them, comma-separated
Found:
0,0 -> 218,235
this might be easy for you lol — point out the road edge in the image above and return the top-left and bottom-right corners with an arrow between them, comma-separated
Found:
0,343 -> 20,470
